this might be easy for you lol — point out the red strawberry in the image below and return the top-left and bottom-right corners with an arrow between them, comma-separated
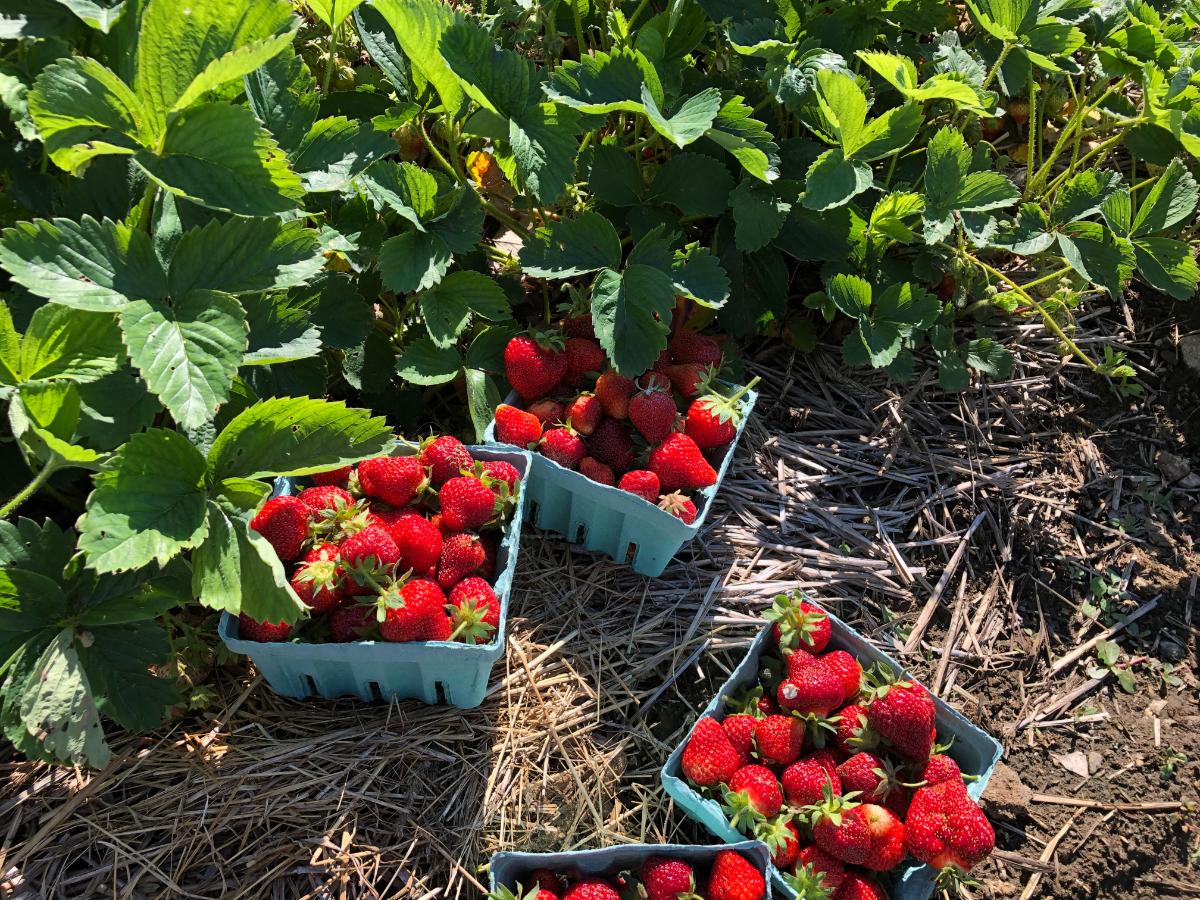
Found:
787,845 -> 845,897
904,781 -> 994,872
481,459 -> 521,491
765,591 -> 832,654
823,650 -> 862,699
379,576 -> 450,642
494,404 -> 544,447
681,717 -> 741,786
759,817 -> 801,870
291,545 -> 345,613
810,794 -> 906,871
649,433 -> 716,492
420,435 -> 474,485
562,313 -> 594,339
807,747 -> 842,777
562,880 -> 619,900
724,764 -> 783,827
866,677 -> 936,761
529,870 -> 560,892
721,713 -> 758,766
658,492 -> 697,524
437,532 -> 486,588
540,425 -> 586,469
312,465 -> 352,486
664,362 -> 713,399
640,857 -> 695,900
836,752 -> 905,810
618,469 -> 659,502
340,525 -> 402,595
706,850 -> 765,900
505,332 -> 568,400
329,603 -> 372,642
831,873 -> 885,900
250,495 -> 308,561
357,456 -> 426,507
651,347 -> 672,371
595,371 -> 636,419
564,337 -> 605,382
754,715 -> 805,766
439,476 -> 497,532
778,660 -> 845,716
298,484 -> 354,514
588,417 -> 636,472
479,532 -> 498,577
684,378 -> 757,449
785,648 -> 818,680
782,755 -> 842,807
388,513 -> 443,575
833,704 -> 879,754
448,576 -> 500,644
237,614 -> 292,642
565,393 -> 602,435
629,382 -> 678,444
915,753 -> 964,787
669,328 -> 723,367
527,398 -> 565,426
579,456 -> 615,485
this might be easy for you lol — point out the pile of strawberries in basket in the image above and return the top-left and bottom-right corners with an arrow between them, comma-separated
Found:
494,318 -> 756,525
679,593 -> 995,899
492,849 -> 766,900
240,435 -> 519,645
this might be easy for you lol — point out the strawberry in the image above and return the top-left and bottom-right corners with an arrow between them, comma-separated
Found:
721,713 -> 758,766
618,469 -> 659,503
706,850 -> 765,900
505,332 -> 568,400
562,880 -> 619,900
579,456 -> 615,485
527,399 -> 565,426
684,378 -> 757,450
785,648 -> 818,679
795,845 -> 846,894
669,328 -> 723,367
388,512 -> 443,575
439,475 -> 497,532
340,525 -> 402,595
807,747 -> 842,778
831,873 -> 885,900
540,425 -> 586,469
823,650 -> 862,699
237,614 -> 292,642
904,781 -> 994,872
561,312 -> 594,339
379,576 -> 450,642
565,393 -> 602,435
291,544 -> 345,613
1007,98 -> 1030,124
754,715 -> 805,766
595,371 -> 636,419
765,591 -> 832,654
808,791 -> 906,871
758,817 -> 801,869
298,484 -> 354,514
629,382 -> 678,445
649,433 -> 717,492
651,347 -> 672,372
420,435 -> 474,486
529,871 -> 560,892
588,418 -> 636,472
681,716 -> 741,786
782,755 -> 842,808
564,337 -> 605,382
250,495 -> 309,561
479,532 -> 498,577
914,753 -> 964,787
312,465 -> 352,486
437,532 -> 486,588
495,404 -> 543,447
448,576 -> 500,644
329,603 -> 373,642
658,492 -> 697,524
357,456 -> 426,507
724,764 -> 783,828
481,460 -> 521,491
833,704 -> 879,754
778,659 -> 845,717
664,362 -> 712,398
836,752 -> 905,810
640,857 -> 696,900
866,676 -> 936,761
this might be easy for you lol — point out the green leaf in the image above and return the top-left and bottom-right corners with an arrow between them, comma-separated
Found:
465,367 -> 502,442
1132,237 -> 1200,301
1050,170 -> 1123,225
419,270 -> 510,348
75,368 -> 159,450
875,282 -> 939,328
351,4 -> 412,94
27,56 -> 147,173
590,264 -> 676,376
369,0 -> 466,119
588,143 -> 641,206
55,0 -> 127,32
857,318 -> 903,368
803,148 -> 873,212
78,428 -> 209,573
135,102 -> 304,216
805,70 -> 867,151
964,337 -> 1014,378
291,116 -> 396,192
394,336 -> 461,385
1057,222 -> 1134,299
242,293 -> 322,365
990,203 -> 1054,254
508,103 -> 581,204
76,621 -> 178,730
649,152 -> 734,217
16,305 -> 122,384
775,205 -> 857,262
641,85 -> 721,148
0,217 -> 167,311
244,46 -> 319,154
1131,158 -> 1199,237
850,103 -> 922,162
870,192 -> 925,243
11,381 -> 102,469
520,212 -> 622,278
378,230 -> 453,294
706,95 -> 781,182
357,161 -> 441,229
923,126 -> 971,210
543,48 -> 648,114
1101,190 -> 1133,237
856,51 -> 919,93
730,180 -> 790,251
826,274 -> 872,317
964,0 -> 1035,42
440,21 -> 535,119
956,171 -> 1020,212
308,0 -> 366,29
119,290 -> 247,430
192,501 -> 305,622
429,188 -> 482,252
0,518 -> 74,582
672,244 -> 730,308
168,218 -> 324,297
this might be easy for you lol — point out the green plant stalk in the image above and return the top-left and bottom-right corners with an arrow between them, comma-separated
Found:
1043,131 -> 1128,196
322,22 -> 340,94
0,461 -> 58,519
626,0 -> 652,29
1024,68 -> 1038,197
1028,81 -> 1121,194
981,43 -> 1012,92
419,121 -> 530,239
572,0 -> 586,55
131,180 -> 157,232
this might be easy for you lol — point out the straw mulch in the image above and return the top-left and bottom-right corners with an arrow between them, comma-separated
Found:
3,308 -> 1197,899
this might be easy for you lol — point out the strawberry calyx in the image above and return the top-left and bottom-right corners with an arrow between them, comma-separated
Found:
801,782 -> 861,829
487,882 -> 543,900
798,710 -> 840,748
447,596 -> 498,644
861,662 -> 914,701
754,815 -> 796,855
308,495 -> 374,544
528,326 -> 566,352
764,591 -> 827,654
932,863 -> 979,892
293,557 -> 342,594
721,784 -> 769,833
781,863 -> 835,900
369,568 -> 420,623
694,375 -> 761,426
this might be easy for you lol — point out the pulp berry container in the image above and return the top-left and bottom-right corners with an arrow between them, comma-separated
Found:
660,609 -> 1003,900
218,444 -> 530,709
489,840 -> 773,898
484,381 -> 757,577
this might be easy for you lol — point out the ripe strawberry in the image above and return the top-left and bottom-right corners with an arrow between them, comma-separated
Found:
618,469 -> 659,503
439,476 -> 497,532
494,404 -> 543,447
640,857 -> 695,900
651,347 -> 672,372
505,332 -> 568,400
669,328 -> 723,367
481,460 -> 521,491
562,312 -> 594,339
823,650 -> 862,699
312,465 -> 352,486
298,484 -> 354,514
915,753 -> 964,787
437,532 -> 486,588
684,378 -> 757,449
329,603 -> 372,642
706,850 -> 765,900
831,873 -> 885,900
291,545 -> 345,614
448,576 -> 500,644
785,648 -> 818,680
782,755 -> 842,807
562,880 -> 619,900
722,714 -> 757,766
379,577 -> 450,642
250,495 -> 309,561
540,425 -> 586,469
579,456 -> 615,485
778,660 -> 845,717
357,456 -> 426,507
866,677 -> 936,761
681,717 -> 741,786
237,614 -> 292,642
664,362 -> 712,398
588,417 -> 636,472
758,817 -> 800,869
904,781 -> 994,872
836,752 -> 904,810
479,532 -> 498,577
754,715 -> 805,766
527,398 -> 565,426
658,492 -> 697,524
724,765 -> 783,827
529,870 -> 560,892
649,433 -> 716,492
420,435 -> 474,485
807,747 -> 842,778
595,371 -> 636,419
810,794 -> 906,871
565,393 -> 602,435
786,845 -> 845,897
564,337 -> 605,383
629,382 -> 678,445
765,591 -> 832,654
340,525 -> 402,595
833,704 -> 879,754
388,512 -> 443,576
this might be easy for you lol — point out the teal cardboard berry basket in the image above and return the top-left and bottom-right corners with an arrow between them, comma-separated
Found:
218,444 -> 529,709
659,607 -> 1003,900
483,381 -> 757,578
489,840 -> 773,898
